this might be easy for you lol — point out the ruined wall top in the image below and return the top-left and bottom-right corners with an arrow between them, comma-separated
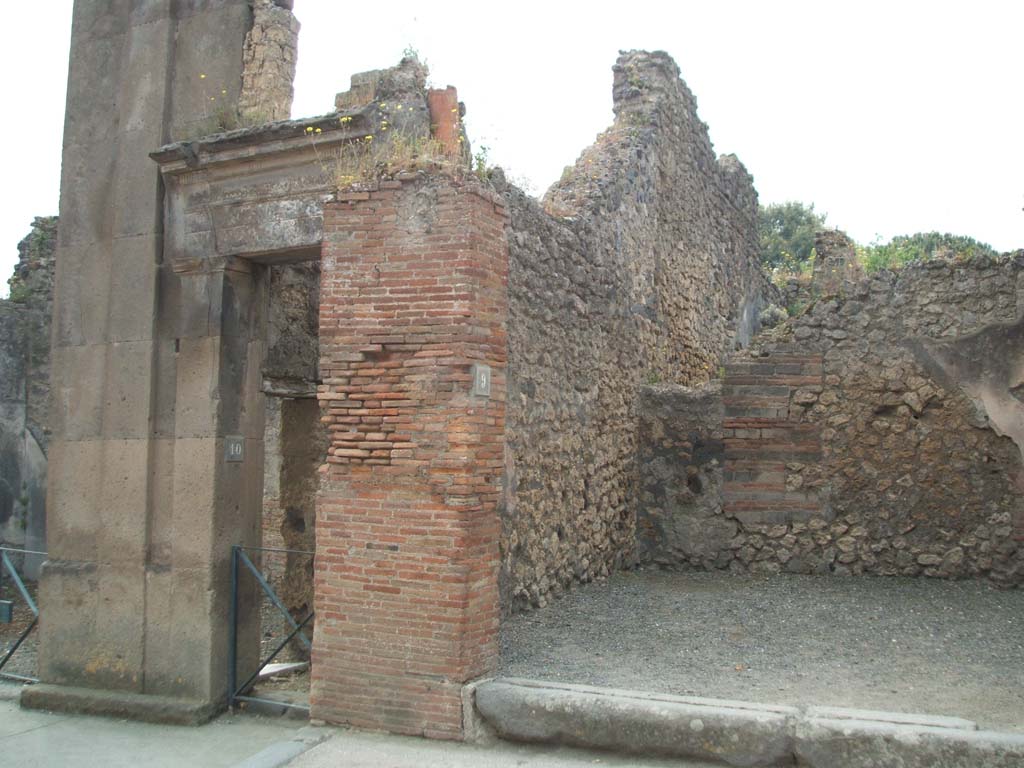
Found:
238,0 -> 301,124
812,229 -> 863,295
335,56 -> 430,111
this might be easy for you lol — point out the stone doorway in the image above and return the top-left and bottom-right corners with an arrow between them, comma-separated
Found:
255,261 -> 327,707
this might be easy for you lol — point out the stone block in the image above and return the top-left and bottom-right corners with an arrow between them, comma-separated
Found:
174,336 -> 221,438
61,34 -> 121,153
117,17 -> 174,135
49,344 -> 106,440
45,439 -> 103,562
109,129 -> 164,239
96,438 -> 151,565
170,437 -> 218,568
46,437 -> 150,566
56,137 -> 118,249
146,437 -> 176,566
38,561 -> 145,693
474,679 -> 797,766
167,4 -> 251,142
142,564 -> 232,701
107,235 -> 161,342
52,244 -> 111,348
101,341 -> 156,439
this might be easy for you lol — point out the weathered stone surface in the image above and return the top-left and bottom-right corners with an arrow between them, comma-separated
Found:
471,679 -> 1024,767
238,0 -> 300,125
637,383 -> 731,568
728,249 -> 1024,585
811,230 -> 864,296
499,51 -> 773,612
21,684 -> 219,726
41,0 -> 264,712
474,679 -> 797,766
795,716 -> 1024,768
641,246 -> 1023,585
0,217 -> 56,569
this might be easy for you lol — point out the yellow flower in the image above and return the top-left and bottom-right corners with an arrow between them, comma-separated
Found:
221,89 -> 227,95
395,104 -> 403,110
199,73 -> 206,79
305,126 -> 314,133
315,127 -> 322,134
364,135 -> 373,141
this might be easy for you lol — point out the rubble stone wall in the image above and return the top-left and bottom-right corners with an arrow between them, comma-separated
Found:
0,217 -> 57,565
238,0 -> 300,124
641,251 -> 1024,586
498,51 -> 771,611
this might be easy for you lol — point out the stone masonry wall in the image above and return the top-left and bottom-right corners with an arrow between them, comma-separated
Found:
0,216 -> 57,565
637,383 -> 726,567
261,261 -> 324,621
238,0 -> 300,125
497,51 -> 771,612
642,250 -> 1024,586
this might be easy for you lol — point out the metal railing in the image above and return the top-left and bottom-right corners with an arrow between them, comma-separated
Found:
228,544 -> 314,713
0,547 -> 45,683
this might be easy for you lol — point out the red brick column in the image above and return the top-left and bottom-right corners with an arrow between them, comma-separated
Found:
312,175 -> 508,739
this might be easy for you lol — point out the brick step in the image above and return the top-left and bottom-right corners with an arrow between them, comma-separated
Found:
723,487 -> 819,504
723,440 -> 821,460
723,468 -> 786,484
723,417 -> 801,427
724,423 -> 819,438
724,364 -> 823,378
723,406 -> 790,420
722,384 -> 792,398
726,349 -> 822,361
724,375 -> 822,387
723,394 -> 790,406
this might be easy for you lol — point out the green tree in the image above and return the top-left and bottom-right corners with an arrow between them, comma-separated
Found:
857,232 -> 998,273
758,201 -> 827,271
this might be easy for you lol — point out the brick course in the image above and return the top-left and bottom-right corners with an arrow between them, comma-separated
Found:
722,350 -> 825,526
312,175 -> 508,737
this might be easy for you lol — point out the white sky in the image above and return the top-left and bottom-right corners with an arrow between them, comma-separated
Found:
2,1 -> 1021,298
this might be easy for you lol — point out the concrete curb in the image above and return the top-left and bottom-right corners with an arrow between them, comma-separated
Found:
472,678 -> 1024,768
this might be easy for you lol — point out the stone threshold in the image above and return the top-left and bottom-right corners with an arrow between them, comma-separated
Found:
469,677 -> 1024,767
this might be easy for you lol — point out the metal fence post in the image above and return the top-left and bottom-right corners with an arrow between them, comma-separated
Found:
228,544 -> 239,709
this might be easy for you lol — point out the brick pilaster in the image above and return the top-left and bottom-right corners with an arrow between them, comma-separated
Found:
312,175 -> 508,738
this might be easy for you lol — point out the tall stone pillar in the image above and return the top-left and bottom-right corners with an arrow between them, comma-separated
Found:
314,176 -> 508,738
26,0 -> 270,722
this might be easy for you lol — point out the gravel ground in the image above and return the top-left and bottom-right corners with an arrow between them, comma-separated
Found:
500,570 -> 1024,732
0,580 -> 38,681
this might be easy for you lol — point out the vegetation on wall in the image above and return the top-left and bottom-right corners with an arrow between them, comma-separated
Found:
758,201 -> 825,275
759,200 -> 999,280
856,232 -> 998,273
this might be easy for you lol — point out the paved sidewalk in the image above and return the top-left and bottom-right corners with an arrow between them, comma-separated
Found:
286,727 -> 720,768
1,685 -> 718,768
0,691 -> 305,768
